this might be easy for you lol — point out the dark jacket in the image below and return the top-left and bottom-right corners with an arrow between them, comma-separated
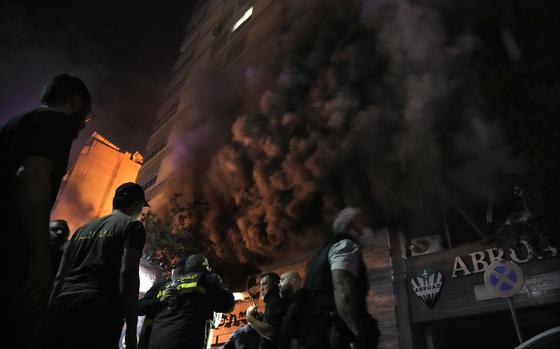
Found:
138,271 -> 234,349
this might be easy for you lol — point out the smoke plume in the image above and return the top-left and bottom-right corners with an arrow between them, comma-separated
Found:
163,0 -> 556,263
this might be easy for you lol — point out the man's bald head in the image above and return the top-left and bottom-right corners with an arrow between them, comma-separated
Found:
279,271 -> 302,298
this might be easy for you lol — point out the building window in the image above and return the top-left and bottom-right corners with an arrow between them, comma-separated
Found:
164,73 -> 188,99
211,30 -> 229,57
237,0 -> 251,9
187,1 -> 208,32
224,34 -> 247,67
144,137 -> 169,163
213,1 -> 235,37
143,174 -> 158,190
224,1 -> 236,18
180,33 -> 199,54
174,49 -> 196,74
153,102 -> 179,131
232,6 -> 253,32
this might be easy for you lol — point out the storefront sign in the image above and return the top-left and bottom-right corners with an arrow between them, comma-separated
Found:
410,268 -> 444,308
451,240 -> 557,278
406,239 -> 560,323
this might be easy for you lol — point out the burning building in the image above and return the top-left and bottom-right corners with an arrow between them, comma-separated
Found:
138,0 -> 560,348
51,132 -> 143,233
137,0 -> 283,209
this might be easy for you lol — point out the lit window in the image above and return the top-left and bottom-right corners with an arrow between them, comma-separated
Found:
232,6 -> 253,32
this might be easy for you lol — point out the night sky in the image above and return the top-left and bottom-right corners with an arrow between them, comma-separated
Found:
0,0 -> 196,160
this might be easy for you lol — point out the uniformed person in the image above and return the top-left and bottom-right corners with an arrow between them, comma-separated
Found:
287,207 -> 380,349
41,182 -> 148,349
138,254 -> 234,349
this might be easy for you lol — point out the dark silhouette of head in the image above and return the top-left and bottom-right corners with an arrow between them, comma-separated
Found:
112,182 -> 150,219
259,272 -> 280,299
49,219 -> 70,247
41,73 -> 92,128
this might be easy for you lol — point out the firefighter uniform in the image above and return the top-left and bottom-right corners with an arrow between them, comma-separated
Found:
138,270 -> 234,349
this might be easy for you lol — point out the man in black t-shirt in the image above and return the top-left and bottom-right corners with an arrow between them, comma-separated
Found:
40,182 -> 149,349
138,254 -> 234,349
0,74 -> 92,324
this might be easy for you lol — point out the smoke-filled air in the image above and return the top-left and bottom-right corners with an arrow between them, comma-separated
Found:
158,0 -> 556,264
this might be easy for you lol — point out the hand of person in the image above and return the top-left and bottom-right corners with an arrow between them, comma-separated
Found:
23,257 -> 53,312
247,305 -> 263,320
160,287 -> 177,307
246,306 -> 256,325
247,305 -> 258,315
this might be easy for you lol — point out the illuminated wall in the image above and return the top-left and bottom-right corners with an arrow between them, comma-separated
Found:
51,132 -> 143,234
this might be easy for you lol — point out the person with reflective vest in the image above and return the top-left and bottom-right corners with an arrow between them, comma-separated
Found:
284,207 -> 380,349
138,254 -> 234,349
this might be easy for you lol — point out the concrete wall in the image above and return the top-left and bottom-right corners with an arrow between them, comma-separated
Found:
51,133 -> 142,233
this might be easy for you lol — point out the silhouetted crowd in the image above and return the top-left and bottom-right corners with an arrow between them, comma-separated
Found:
2,74 -> 379,349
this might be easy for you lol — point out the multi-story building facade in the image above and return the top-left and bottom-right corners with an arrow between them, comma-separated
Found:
137,0 -> 282,208
52,132 -> 143,233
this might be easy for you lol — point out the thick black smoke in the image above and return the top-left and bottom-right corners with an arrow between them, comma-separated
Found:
165,0 -> 556,263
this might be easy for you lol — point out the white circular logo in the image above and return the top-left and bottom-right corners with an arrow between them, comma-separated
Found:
483,260 -> 524,298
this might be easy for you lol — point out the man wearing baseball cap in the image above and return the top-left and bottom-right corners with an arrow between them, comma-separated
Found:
40,182 -> 149,349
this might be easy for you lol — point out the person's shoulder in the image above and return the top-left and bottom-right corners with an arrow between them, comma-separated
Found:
17,108 -> 80,140
1,111 -> 25,131
328,236 -> 361,275
330,238 -> 359,252
83,214 -> 109,227
328,237 -> 361,262
106,213 -> 145,236
1,108 -> 59,133
71,216 -> 104,238
108,212 -> 138,225
205,273 -> 232,294
126,219 -> 146,234
204,272 -> 223,286
37,108 -> 82,133
24,107 -> 68,125
75,216 -> 99,232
